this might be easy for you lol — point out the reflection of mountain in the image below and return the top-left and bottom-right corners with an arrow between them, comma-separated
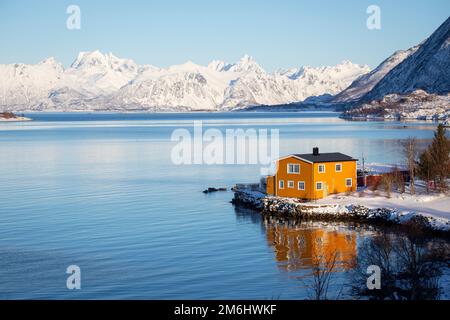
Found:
265,221 -> 357,272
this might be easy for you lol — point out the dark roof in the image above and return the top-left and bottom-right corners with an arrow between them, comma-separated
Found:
293,152 -> 357,163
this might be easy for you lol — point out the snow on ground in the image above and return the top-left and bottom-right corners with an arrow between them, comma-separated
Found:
316,182 -> 450,230
233,180 -> 450,231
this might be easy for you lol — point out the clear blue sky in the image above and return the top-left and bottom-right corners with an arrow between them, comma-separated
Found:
0,0 -> 449,71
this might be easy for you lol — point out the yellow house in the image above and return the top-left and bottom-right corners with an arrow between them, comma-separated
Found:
266,148 -> 357,200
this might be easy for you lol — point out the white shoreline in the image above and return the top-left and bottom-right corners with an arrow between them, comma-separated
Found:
0,116 -> 32,122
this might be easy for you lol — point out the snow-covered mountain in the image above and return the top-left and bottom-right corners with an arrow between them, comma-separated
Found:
65,50 -> 140,94
333,45 -> 419,103
339,16 -> 450,120
0,52 -> 370,111
0,58 -> 64,108
360,16 -> 450,103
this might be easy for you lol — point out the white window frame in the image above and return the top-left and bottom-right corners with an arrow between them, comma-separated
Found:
287,163 -> 300,174
318,164 -> 326,174
279,180 -> 284,189
316,182 -> 323,190
345,178 -> 353,187
335,163 -> 342,172
298,181 -> 305,191
288,180 -> 294,188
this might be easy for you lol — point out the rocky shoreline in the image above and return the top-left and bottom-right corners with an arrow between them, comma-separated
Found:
231,187 -> 450,235
0,112 -> 31,122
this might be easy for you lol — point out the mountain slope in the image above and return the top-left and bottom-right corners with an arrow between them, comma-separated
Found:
361,17 -> 450,102
0,58 -> 64,108
333,46 -> 419,103
64,50 -> 140,95
110,61 -> 234,110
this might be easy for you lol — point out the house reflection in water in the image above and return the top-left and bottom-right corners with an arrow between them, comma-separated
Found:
264,219 -> 358,272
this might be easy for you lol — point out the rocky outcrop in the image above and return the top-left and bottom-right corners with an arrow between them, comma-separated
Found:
0,112 -> 31,121
202,187 -> 227,194
261,197 -> 397,223
231,189 -> 266,210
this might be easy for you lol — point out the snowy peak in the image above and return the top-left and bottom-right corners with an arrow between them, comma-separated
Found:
275,61 -> 370,84
275,68 -> 301,79
60,50 -> 140,96
207,60 -> 231,72
71,50 -> 106,68
300,61 -> 370,79
226,54 -> 265,73
207,55 -> 264,73
39,57 -> 64,71
70,50 -> 138,74
166,60 -> 204,73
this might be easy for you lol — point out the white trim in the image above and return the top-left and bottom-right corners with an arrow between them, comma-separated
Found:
287,163 -> 300,174
335,163 -> 342,172
279,180 -> 284,189
287,180 -> 294,188
276,155 -> 313,164
298,181 -> 305,191
316,181 -> 324,190
345,178 -> 353,187
318,164 -> 326,174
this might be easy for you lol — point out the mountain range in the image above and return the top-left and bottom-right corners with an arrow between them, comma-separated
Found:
1,16 -> 448,114
0,52 -> 369,112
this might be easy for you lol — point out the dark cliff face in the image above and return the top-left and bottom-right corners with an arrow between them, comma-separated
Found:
361,16 -> 450,102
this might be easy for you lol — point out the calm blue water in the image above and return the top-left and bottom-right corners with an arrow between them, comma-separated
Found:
0,112 -> 439,299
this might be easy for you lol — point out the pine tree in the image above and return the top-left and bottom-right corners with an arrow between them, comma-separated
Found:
429,124 -> 450,190
417,149 -> 434,192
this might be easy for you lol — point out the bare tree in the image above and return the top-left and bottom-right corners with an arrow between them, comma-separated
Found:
382,173 -> 394,198
351,230 -> 448,300
403,137 -> 418,195
307,251 -> 338,300
393,166 -> 405,194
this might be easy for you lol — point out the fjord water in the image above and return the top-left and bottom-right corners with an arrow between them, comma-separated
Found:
0,112 -> 438,299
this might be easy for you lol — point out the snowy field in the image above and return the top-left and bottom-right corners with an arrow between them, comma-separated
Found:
316,180 -> 449,228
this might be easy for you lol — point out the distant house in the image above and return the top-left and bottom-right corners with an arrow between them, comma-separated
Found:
266,148 -> 357,200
